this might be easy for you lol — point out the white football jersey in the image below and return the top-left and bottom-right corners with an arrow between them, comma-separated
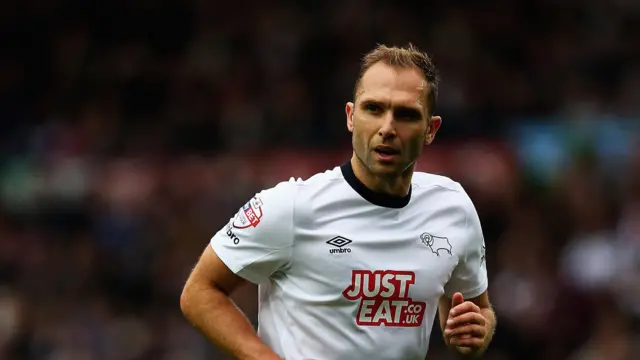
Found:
210,161 -> 488,360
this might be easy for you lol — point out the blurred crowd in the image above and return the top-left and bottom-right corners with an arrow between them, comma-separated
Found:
1,0 -> 640,359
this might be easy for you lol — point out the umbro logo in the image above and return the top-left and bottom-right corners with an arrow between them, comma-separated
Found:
327,236 -> 352,254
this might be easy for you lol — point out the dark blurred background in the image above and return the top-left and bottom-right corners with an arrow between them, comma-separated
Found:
1,0 -> 639,359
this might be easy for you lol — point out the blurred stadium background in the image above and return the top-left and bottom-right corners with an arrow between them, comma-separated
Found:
1,0 -> 639,359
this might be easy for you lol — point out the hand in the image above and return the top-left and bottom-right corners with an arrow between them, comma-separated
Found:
443,292 -> 487,350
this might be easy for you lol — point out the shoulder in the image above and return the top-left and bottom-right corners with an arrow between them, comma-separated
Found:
292,166 -> 344,187
413,173 -> 484,257
286,166 -> 346,198
256,178 -> 299,204
412,172 -> 463,193
259,166 -> 341,194
411,172 -> 480,240
256,166 -> 344,214
412,172 -> 476,211
237,178 -> 300,230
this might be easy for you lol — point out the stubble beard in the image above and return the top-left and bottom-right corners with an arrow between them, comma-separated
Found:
353,139 -> 408,179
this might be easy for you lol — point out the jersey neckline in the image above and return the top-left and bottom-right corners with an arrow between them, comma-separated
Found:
340,161 -> 411,209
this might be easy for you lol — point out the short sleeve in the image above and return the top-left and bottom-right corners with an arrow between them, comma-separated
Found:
444,196 -> 488,299
210,181 -> 296,284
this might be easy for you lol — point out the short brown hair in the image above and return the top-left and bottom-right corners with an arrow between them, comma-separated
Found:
354,44 -> 439,116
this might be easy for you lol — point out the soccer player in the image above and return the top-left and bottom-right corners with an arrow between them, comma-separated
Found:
181,44 -> 496,359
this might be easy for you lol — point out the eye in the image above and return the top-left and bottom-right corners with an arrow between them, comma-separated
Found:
364,103 -> 382,114
394,108 -> 422,121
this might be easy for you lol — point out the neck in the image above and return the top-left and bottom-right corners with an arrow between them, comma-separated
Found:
350,154 -> 414,197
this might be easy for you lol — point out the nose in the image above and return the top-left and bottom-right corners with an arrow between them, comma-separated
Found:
378,113 -> 396,139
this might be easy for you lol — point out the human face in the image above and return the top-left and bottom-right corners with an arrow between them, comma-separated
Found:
346,62 -> 441,178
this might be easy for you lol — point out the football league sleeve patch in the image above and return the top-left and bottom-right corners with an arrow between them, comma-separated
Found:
210,181 -> 296,284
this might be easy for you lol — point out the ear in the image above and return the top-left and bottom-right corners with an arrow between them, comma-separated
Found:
346,102 -> 355,132
424,116 -> 442,145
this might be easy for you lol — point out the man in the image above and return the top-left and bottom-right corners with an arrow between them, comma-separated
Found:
181,44 -> 496,359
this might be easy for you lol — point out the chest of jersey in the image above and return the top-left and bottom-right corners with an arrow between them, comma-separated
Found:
285,204 -> 464,328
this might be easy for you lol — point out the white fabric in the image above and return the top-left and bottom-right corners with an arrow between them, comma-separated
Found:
211,165 -> 488,360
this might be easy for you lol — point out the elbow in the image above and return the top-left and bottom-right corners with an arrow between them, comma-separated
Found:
179,278 -> 226,320
179,284 -> 191,317
180,279 -> 197,320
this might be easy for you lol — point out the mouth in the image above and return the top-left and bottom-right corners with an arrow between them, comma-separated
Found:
373,145 -> 400,159
374,145 -> 400,155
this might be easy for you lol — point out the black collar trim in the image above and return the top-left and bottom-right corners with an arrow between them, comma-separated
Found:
340,161 -> 411,209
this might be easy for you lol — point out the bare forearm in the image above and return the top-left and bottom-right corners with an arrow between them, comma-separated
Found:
181,283 -> 279,360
